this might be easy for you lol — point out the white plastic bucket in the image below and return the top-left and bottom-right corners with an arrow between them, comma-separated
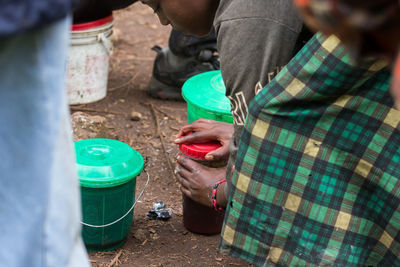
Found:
66,15 -> 114,105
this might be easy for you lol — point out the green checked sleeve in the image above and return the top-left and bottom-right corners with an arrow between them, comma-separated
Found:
219,33 -> 400,267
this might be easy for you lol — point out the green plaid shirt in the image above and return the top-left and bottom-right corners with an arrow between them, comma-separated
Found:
219,33 -> 400,266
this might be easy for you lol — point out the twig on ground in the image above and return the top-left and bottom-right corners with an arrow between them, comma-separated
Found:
122,39 -> 146,47
149,103 -> 176,180
98,251 -> 115,256
182,254 -> 191,262
130,56 -> 154,61
70,106 -> 126,116
169,222 -> 177,232
167,255 -> 180,259
108,72 -> 139,92
152,106 -> 180,122
169,125 -> 180,132
107,250 -> 123,267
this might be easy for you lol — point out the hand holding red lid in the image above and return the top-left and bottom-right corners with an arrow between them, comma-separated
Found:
174,118 -> 233,161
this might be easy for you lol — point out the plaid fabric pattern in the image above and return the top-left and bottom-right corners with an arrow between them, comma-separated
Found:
219,33 -> 400,266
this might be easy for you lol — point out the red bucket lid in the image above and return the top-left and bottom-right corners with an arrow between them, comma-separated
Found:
179,141 -> 221,159
71,15 -> 113,31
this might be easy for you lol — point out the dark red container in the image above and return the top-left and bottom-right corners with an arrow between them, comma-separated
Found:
179,141 -> 226,235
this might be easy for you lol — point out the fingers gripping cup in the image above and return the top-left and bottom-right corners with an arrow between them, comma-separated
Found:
179,141 -> 226,235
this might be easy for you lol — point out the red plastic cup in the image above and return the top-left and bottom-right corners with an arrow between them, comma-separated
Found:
179,141 -> 226,235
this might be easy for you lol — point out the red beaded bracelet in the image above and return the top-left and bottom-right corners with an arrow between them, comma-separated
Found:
211,179 -> 227,212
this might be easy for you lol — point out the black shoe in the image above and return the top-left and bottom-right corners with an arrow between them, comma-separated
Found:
148,45 -> 220,100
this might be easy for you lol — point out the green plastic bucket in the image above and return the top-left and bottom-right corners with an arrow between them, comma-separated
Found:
182,70 -> 233,123
75,138 -> 144,251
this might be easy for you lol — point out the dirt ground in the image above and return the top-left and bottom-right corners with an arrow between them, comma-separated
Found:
70,4 -> 253,267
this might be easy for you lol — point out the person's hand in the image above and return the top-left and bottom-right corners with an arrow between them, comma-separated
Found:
175,154 -> 227,207
174,119 -> 234,161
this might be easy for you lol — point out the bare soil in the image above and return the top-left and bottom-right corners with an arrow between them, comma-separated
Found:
70,4 -> 253,267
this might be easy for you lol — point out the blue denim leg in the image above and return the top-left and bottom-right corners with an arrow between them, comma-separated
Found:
0,17 -> 89,267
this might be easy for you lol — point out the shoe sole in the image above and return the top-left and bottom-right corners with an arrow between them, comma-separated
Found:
148,77 -> 184,101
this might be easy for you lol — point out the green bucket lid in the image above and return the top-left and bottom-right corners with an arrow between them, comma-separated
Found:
75,138 -> 144,188
182,70 -> 231,116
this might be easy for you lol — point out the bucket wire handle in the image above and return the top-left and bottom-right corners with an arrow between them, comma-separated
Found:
81,166 -> 150,228
97,32 -> 114,55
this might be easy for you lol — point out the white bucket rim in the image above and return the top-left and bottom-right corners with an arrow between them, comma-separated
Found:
71,22 -> 113,36
70,16 -> 113,46
71,15 -> 113,32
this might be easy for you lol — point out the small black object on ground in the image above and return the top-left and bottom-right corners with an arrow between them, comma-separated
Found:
147,200 -> 171,220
